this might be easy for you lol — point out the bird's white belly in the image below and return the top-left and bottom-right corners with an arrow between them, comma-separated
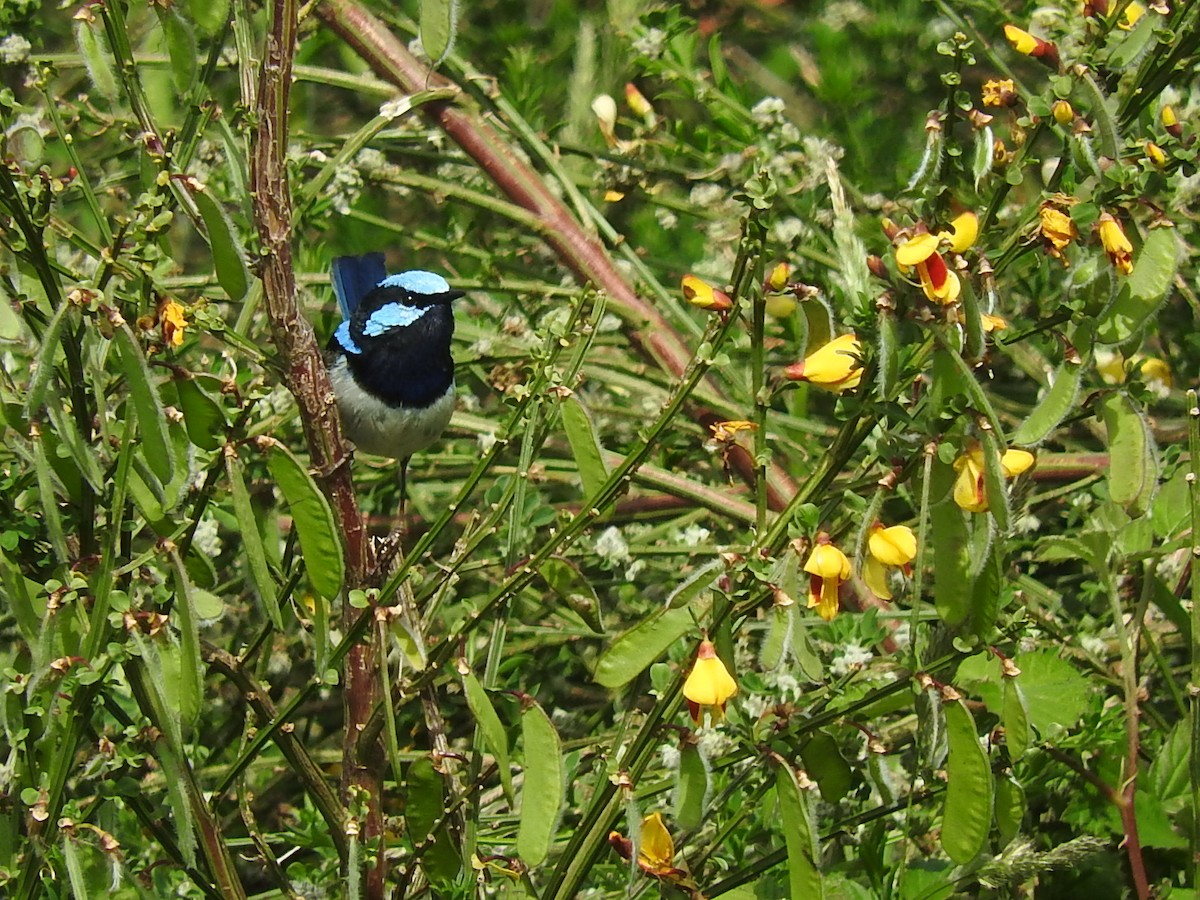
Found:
328,357 -> 455,460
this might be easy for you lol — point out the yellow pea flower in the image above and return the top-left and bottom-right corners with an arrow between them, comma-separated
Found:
159,299 -> 188,347
804,535 -> 851,621
953,443 -> 1035,513
783,333 -> 863,392
683,640 -> 737,724
681,274 -> 732,312
863,523 -> 918,601
940,211 -> 979,255
1039,202 -> 1078,265
1097,213 -> 1134,275
896,232 -> 961,305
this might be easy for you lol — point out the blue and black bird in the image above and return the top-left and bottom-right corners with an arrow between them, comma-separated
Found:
327,253 -> 462,493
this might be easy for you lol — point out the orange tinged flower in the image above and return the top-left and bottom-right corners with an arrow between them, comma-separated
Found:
1039,202 -> 1078,265
681,274 -> 732,312
1097,213 -> 1134,275
1162,105 -> 1181,139
624,83 -> 655,121
981,79 -> 1018,108
1004,25 -> 1059,67
804,535 -> 851,621
782,333 -> 863,392
159,299 -> 188,347
683,640 -> 737,724
981,313 -> 1008,333
863,523 -> 917,601
608,813 -> 687,880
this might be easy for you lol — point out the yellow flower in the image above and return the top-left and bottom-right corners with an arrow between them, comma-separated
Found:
896,232 -> 961,305
607,813 -> 686,880
1145,141 -> 1166,168
1097,212 -> 1134,275
1003,24 -> 1040,55
1162,105 -> 1181,138
624,83 -> 655,121
681,274 -> 732,312
159,299 -> 188,347
1139,356 -> 1172,388
981,79 -> 1018,108
766,261 -> 791,292
1052,100 -> 1075,125
1118,1 -> 1145,29
1039,202 -> 1078,265
1003,25 -> 1058,66
982,313 -> 1008,333
804,535 -> 851,621
940,211 -> 979,255
953,443 -> 1035,513
709,420 -> 757,442
863,523 -> 917,601
782,333 -> 863,392
683,640 -> 737,724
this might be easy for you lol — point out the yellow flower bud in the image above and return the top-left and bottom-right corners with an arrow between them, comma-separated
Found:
1097,212 -> 1134,275
1052,100 -> 1075,125
681,274 -> 732,312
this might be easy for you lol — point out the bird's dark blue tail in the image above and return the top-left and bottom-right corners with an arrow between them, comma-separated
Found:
331,253 -> 388,318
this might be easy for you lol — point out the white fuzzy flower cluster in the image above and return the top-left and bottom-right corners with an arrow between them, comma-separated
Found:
829,642 -> 873,677
632,27 -> 667,60
594,526 -> 631,565
750,96 -> 786,128
0,34 -> 32,64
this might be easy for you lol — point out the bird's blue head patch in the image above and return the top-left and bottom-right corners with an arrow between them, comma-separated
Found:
380,270 -> 453,296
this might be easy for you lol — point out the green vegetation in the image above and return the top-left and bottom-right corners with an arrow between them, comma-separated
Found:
1,0 -> 1198,896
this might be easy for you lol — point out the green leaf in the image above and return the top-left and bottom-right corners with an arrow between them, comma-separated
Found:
775,761 -> 824,899
406,755 -> 461,885
463,670 -> 515,803
225,450 -> 282,629
1096,227 -> 1177,344
1002,678 -> 1030,760
263,441 -> 345,599
1148,720 -> 1189,803
154,5 -> 197,93
1074,68 -> 1119,160
176,376 -> 225,451
23,299 -> 75,421
994,773 -> 1025,848
559,393 -> 608,501
675,742 -> 708,831
419,0 -> 459,66
972,124 -> 994,190
114,324 -> 176,487
539,556 -> 602,634
941,696 -> 993,864
187,0 -> 230,36
1099,391 -> 1158,517
800,731 -> 852,803
169,554 -> 204,729
74,17 -> 118,101
876,309 -> 898,399
930,459 -> 971,626
193,187 -> 250,301
1013,651 -> 1091,736
517,700 -> 564,867
968,540 -> 1003,640
593,605 -> 697,688
979,429 -> 1010,533
1011,326 -> 1090,446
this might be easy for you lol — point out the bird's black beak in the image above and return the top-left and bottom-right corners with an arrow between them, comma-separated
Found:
439,289 -> 465,304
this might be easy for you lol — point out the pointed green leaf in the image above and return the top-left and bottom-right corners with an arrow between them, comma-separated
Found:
463,670 -> 514,802
1002,678 -> 1030,760
193,187 -> 250,301
994,773 -> 1025,848
775,761 -> 824,899
176,376 -> 225,451
1096,226 -> 1177,344
225,449 -> 282,629
941,696 -> 993,864
263,440 -> 344,599
539,556 -> 602,634
675,742 -> 708,831
1099,391 -> 1158,517
1011,328 -> 1090,445
560,393 -> 608,501
114,323 -> 175,487
419,0 -> 459,66
593,605 -> 697,688
517,700 -> 563,866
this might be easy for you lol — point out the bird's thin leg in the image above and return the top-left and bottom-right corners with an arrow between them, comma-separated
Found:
377,457 -> 412,574
399,456 -> 410,533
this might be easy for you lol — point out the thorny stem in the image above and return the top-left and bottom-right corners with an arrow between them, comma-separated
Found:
248,0 -> 380,893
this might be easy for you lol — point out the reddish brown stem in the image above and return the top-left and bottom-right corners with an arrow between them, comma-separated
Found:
249,0 -> 382,894
313,0 -> 798,510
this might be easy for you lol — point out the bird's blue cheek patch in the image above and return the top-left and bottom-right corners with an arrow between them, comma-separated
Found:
334,321 -> 363,354
363,302 -> 428,336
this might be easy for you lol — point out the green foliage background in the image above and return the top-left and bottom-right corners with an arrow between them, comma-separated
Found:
0,0 -> 1198,897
